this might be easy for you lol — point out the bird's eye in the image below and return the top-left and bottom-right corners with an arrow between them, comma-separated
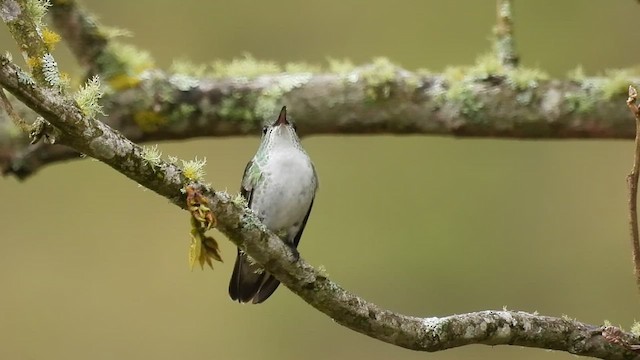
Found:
292,123 -> 298,132
262,126 -> 268,135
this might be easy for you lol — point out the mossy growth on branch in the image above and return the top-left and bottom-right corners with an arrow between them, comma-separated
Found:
181,157 -> 207,182
358,57 -> 398,102
96,42 -> 154,90
74,75 -> 105,118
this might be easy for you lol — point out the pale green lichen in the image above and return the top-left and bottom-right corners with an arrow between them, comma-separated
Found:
17,70 -> 35,87
41,53 -> 61,88
445,82 -> 484,121
603,319 -> 612,327
254,73 -> 312,121
327,58 -> 355,74
630,321 -> 640,336
99,26 -> 133,40
181,157 -> 207,182
359,57 -> 397,101
507,67 -> 548,91
232,193 -> 248,208
141,144 -> 162,170
169,73 -> 199,91
467,53 -> 503,80
23,0 -> 50,25
211,54 -> 281,79
601,69 -> 635,100
97,42 -> 154,90
74,75 -> 105,118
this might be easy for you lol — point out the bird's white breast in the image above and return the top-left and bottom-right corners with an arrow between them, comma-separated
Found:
252,147 -> 316,233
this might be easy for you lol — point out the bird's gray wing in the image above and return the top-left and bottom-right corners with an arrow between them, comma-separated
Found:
229,160 -> 267,302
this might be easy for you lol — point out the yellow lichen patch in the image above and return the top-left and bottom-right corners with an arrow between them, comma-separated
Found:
26,56 -> 40,70
42,28 -> 61,50
108,74 -> 141,90
133,110 -> 168,132
181,157 -> 207,182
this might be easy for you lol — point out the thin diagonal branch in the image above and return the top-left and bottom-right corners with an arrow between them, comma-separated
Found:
626,85 -> 640,291
1,53 -> 639,360
0,86 -> 28,132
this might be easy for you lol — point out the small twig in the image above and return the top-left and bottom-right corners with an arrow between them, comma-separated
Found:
0,87 -> 28,132
626,85 -> 640,290
495,0 -> 519,68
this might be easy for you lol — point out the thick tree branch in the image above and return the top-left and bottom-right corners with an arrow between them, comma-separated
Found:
1,54 -> 639,360
0,64 -> 637,179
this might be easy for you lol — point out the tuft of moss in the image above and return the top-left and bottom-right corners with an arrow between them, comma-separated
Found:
181,157 -> 207,182
631,321 -> 640,336
601,69 -> 635,100
141,144 -> 162,170
327,58 -> 355,74
467,53 -> 503,80
211,54 -> 281,79
253,73 -> 312,121
96,42 -> 154,90
359,57 -> 397,102
74,75 -> 105,118
507,67 -> 548,91
445,82 -> 484,121
23,0 -> 51,26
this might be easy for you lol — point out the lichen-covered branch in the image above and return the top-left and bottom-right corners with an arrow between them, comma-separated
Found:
1,0 -> 65,88
0,59 -> 638,179
1,54 -> 640,360
49,0 -> 108,74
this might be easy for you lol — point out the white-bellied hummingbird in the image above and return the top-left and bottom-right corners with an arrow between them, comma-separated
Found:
229,106 -> 318,304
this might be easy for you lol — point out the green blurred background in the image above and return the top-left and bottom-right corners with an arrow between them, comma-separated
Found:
1,1 -> 639,359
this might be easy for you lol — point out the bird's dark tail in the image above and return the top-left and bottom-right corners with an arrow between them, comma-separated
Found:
229,249 -> 281,304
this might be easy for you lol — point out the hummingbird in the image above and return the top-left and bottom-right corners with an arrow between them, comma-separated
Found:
229,106 -> 318,304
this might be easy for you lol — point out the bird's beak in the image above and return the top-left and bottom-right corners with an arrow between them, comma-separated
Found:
273,106 -> 288,126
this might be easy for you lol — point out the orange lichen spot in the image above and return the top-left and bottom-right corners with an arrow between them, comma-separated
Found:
42,28 -> 61,50
133,110 -> 168,132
